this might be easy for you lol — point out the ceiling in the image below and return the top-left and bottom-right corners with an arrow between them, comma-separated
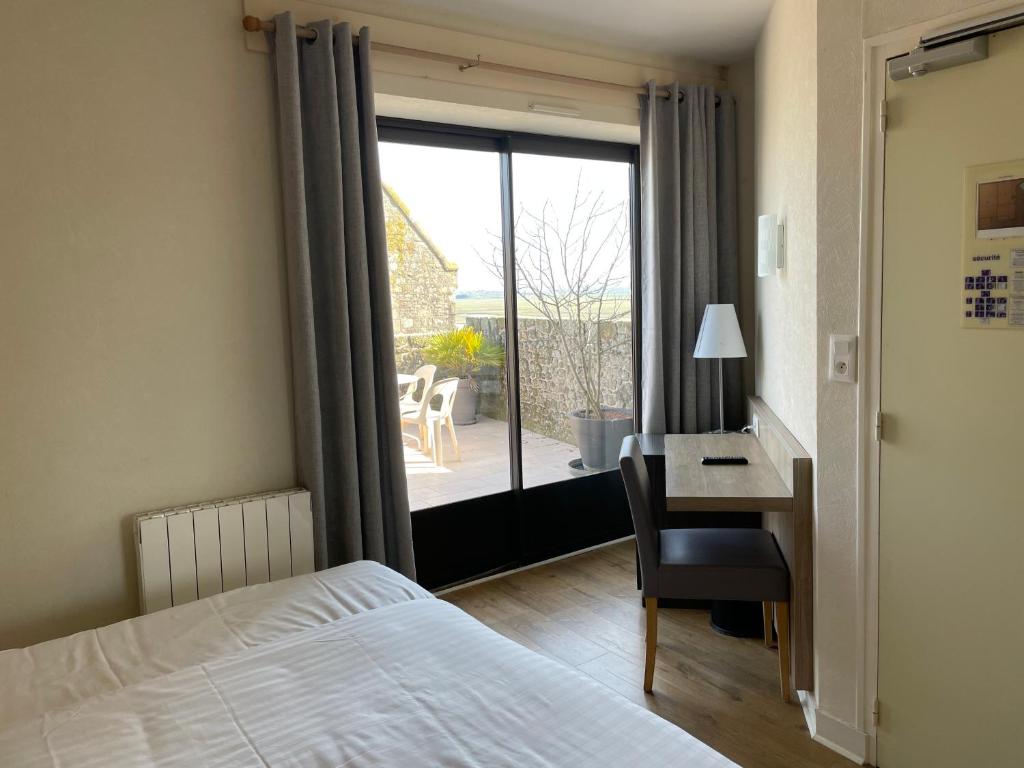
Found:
351,0 -> 774,64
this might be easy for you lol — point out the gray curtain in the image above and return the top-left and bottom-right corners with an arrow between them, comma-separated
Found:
639,82 -> 742,434
268,12 -> 414,577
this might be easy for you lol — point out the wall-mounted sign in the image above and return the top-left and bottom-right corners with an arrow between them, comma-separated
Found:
962,160 -> 1024,329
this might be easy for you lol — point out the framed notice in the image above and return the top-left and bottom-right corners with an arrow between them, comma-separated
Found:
962,160 -> 1024,329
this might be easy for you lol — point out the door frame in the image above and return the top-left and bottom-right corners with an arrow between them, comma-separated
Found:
859,3 -> 1024,764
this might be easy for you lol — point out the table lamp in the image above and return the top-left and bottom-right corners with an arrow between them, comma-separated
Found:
694,304 -> 747,434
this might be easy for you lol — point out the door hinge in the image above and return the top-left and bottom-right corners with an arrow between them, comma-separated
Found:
874,411 -> 884,441
872,697 -> 880,726
879,98 -> 888,133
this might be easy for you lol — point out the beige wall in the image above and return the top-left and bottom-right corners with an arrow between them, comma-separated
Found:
814,0 -> 871,747
804,0 -> 1002,757
753,0 -> 818,459
813,0 -> 865,742
862,0 -> 1002,37
0,0 -> 296,649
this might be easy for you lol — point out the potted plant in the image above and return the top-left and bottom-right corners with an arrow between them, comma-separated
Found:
484,176 -> 634,470
423,326 -> 505,425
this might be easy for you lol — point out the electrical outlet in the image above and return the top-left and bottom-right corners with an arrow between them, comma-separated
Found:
829,334 -> 857,383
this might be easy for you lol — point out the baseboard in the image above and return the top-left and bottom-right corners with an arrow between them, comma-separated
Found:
798,691 -> 871,765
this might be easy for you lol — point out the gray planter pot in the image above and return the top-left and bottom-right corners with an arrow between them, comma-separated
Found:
451,377 -> 478,425
569,407 -> 634,471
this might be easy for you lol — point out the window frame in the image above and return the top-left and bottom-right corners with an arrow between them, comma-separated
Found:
377,116 -> 643,494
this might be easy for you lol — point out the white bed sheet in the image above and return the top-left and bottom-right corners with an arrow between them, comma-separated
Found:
0,560 -> 431,727
1,562 -> 735,767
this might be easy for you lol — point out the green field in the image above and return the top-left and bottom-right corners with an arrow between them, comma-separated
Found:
455,297 -> 631,324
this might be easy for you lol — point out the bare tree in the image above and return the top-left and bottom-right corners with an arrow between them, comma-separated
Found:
483,172 -> 631,420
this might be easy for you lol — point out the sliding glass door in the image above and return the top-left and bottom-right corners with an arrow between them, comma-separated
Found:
377,119 -> 639,588
510,152 -> 635,487
378,140 -> 511,511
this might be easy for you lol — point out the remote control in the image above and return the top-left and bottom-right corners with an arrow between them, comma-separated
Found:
701,456 -> 748,465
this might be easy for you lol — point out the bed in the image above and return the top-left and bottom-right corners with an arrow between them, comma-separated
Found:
0,560 -> 735,767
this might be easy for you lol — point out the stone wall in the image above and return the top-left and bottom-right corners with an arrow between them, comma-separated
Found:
466,316 -> 633,445
393,332 -> 430,376
383,189 -> 458,335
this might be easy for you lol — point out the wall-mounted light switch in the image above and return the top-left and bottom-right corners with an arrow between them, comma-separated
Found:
829,334 -> 857,383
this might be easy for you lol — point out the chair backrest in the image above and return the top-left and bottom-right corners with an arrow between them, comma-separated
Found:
403,364 -> 437,401
429,377 -> 460,418
408,374 -> 442,423
619,435 -> 659,596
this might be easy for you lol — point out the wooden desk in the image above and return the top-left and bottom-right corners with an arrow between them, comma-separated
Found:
664,402 -> 813,693
665,434 -> 792,513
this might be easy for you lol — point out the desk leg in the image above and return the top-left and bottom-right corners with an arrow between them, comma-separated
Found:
710,601 -> 764,638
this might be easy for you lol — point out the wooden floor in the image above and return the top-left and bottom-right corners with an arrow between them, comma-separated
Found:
444,541 -> 851,768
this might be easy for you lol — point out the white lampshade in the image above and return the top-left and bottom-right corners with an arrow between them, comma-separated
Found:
694,304 -> 747,359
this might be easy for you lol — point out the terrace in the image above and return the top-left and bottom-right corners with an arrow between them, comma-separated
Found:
401,415 -> 584,510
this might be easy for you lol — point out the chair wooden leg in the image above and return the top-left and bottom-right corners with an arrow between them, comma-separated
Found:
762,601 -> 774,647
776,601 -> 792,703
644,597 -> 658,693
446,416 -> 460,461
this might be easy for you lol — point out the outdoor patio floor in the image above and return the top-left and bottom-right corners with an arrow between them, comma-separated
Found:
402,415 -> 589,510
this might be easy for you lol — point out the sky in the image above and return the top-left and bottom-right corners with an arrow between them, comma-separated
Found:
378,142 -> 632,294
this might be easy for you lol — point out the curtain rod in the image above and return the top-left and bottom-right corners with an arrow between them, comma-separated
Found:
242,16 -> 721,103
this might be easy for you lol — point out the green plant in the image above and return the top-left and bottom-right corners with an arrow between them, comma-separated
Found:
423,327 -> 504,385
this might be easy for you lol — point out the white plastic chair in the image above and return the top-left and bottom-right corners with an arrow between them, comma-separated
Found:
425,377 -> 461,466
401,377 -> 461,466
399,365 -> 436,413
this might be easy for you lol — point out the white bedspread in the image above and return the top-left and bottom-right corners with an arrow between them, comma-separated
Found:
1,562 -> 734,767
0,561 -> 431,727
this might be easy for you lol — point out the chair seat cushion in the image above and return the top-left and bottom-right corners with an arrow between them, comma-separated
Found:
657,528 -> 789,602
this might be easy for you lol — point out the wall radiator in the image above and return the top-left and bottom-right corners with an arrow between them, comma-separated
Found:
134,487 -> 314,614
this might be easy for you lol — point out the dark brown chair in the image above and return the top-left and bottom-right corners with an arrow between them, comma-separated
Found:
619,435 -> 792,702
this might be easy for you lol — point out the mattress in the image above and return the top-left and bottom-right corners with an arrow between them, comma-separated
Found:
0,561 -> 734,767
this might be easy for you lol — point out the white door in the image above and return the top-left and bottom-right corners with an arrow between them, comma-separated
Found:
879,25 -> 1024,767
